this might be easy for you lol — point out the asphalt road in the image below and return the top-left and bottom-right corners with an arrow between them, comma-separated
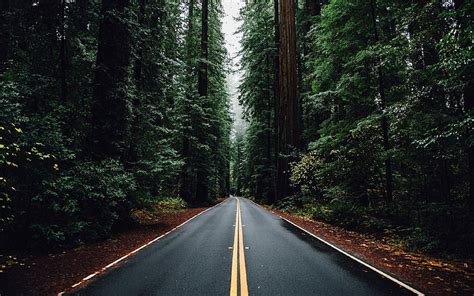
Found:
69,197 -> 419,296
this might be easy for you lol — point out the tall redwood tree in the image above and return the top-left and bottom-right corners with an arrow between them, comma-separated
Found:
196,0 -> 210,202
90,0 -> 132,160
276,0 -> 299,200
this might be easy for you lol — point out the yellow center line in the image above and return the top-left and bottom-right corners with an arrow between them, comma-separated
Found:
230,197 -> 249,296
238,199 -> 249,296
230,198 -> 239,296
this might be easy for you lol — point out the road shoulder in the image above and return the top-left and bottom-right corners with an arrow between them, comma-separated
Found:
258,203 -> 473,296
2,203 -> 221,296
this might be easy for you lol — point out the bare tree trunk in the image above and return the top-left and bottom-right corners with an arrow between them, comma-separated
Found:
276,0 -> 299,201
89,0 -> 132,160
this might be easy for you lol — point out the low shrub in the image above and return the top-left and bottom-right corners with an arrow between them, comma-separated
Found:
279,195 -> 474,259
27,159 -> 136,248
154,197 -> 188,213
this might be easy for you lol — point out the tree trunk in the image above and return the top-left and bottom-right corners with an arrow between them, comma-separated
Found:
179,0 -> 196,203
454,0 -> 474,211
276,0 -> 299,201
134,0 -> 145,88
198,0 -> 208,101
59,0 -> 67,101
196,0 -> 209,202
128,0 -> 146,164
370,0 -> 393,201
75,0 -> 89,32
468,87 -> 474,211
89,0 -> 132,160
266,51 -> 274,202
295,0 -> 303,150
272,0 -> 280,203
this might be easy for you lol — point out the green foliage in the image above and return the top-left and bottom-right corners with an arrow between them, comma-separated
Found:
292,114 -> 385,203
235,1 -> 276,202
274,196 -> 303,215
277,196 -> 473,258
0,0 -> 231,250
32,160 -> 136,247
178,0 -> 231,203
0,124 -> 24,232
130,196 -> 188,225
272,0 -> 473,258
0,122 -> 58,238
398,203 -> 473,257
154,197 -> 188,213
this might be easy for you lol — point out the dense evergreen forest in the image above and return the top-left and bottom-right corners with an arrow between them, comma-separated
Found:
1,0 -> 231,249
233,0 -> 473,258
1,0 -> 473,262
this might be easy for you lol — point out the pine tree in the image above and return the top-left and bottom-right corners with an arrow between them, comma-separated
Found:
238,1 -> 277,202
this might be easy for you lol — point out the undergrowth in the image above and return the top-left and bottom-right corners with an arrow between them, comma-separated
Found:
274,195 -> 474,260
130,197 -> 188,225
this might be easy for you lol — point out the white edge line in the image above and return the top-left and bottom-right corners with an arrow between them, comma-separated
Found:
246,198 -> 424,296
280,217 -> 424,295
57,198 -> 229,296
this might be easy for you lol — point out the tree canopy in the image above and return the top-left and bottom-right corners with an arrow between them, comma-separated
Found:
233,0 -> 473,258
1,0 -> 231,249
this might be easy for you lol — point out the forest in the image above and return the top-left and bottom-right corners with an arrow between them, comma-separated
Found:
233,0 -> 473,259
1,0 -> 473,270
1,0 -> 231,250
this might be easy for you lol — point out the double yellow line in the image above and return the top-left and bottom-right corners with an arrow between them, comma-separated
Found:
230,198 -> 249,296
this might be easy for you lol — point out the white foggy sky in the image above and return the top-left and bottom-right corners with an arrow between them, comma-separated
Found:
222,0 -> 246,135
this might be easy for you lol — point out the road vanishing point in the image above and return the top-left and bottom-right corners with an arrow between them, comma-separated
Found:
67,197 -> 422,296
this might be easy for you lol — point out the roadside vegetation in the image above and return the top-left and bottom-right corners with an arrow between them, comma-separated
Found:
1,0 -> 472,290
131,197 -> 189,225
232,0 -> 473,260
274,196 -> 472,259
1,0 -> 230,254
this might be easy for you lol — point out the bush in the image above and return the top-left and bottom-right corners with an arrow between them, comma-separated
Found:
275,196 -> 301,214
154,197 -> 188,213
306,199 -> 389,232
0,122 -> 63,248
291,114 -> 385,203
29,159 -> 136,248
398,202 -> 474,258
279,195 -> 474,259
130,196 -> 188,225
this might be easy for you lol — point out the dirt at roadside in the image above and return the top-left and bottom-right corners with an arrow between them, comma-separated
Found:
2,198 -> 471,296
1,206 -> 209,296
271,208 -> 474,296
